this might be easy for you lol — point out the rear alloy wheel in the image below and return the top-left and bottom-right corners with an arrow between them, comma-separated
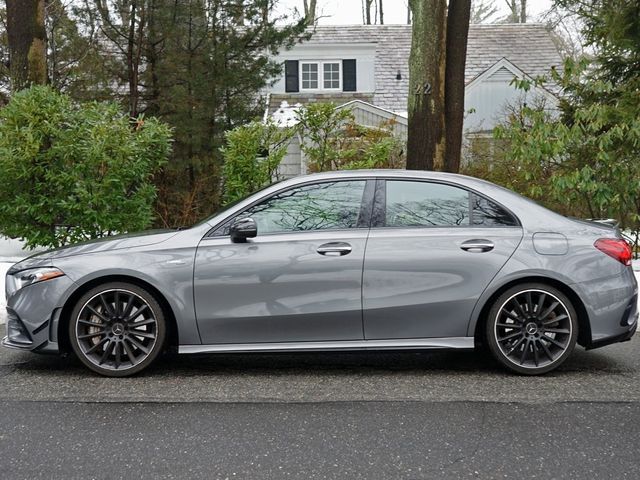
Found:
486,283 -> 578,375
69,282 -> 166,377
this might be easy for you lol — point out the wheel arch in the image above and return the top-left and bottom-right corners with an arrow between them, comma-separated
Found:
471,276 -> 591,348
58,275 -> 179,354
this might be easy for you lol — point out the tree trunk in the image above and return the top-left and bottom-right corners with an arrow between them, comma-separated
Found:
406,0 -> 447,171
505,0 -> 526,22
505,0 -> 517,22
363,0 -> 373,25
6,0 -> 47,91
379,0 -> 384,25
96,0 -> 146,117
303,0 -> 317,24
443,0 -> 471,173
145,0 -> 163,116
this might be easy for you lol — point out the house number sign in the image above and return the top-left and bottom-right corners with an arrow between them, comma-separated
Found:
414,82 -> 432,96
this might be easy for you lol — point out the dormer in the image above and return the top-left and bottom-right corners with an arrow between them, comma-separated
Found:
271,42 -> 377,95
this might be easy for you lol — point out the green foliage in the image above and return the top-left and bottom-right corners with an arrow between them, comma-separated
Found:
220,103 -> 406,206
221,120 -> 294,204
129,0 -> 307,227
0,1 -> 308,227
296,103 -> 406,172
295,103 -> 354,172
468,0 -> 640,232
46,0 -> 118,103
0,86 -> 171,249
491,56 -> 640,229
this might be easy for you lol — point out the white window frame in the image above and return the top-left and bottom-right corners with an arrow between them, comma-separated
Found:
300,62 -> 320,90
300,61 -> 342,91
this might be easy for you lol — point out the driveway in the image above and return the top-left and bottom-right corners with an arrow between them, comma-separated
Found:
1,324 -> 640,404
1,325 -> 639,478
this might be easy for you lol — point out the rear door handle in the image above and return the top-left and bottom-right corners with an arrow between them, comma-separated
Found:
460,239 -> 494,253
317,242 -> 352,256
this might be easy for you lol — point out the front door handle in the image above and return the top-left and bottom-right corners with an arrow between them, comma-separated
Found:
317,242 -> 352,257
460,239 -> 494,253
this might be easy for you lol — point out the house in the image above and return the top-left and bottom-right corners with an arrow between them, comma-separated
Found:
265,24 -> 563,178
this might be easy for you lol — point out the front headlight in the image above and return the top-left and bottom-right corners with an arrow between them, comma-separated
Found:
7,267 -> 65,294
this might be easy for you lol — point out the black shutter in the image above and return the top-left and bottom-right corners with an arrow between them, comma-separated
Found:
285,60 -> 299,93
343,59 -> 357,92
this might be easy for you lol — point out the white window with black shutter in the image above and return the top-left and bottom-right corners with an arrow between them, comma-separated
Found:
285,59 -> 357,93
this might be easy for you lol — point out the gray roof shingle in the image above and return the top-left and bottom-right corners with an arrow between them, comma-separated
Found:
296,24 -> 563,113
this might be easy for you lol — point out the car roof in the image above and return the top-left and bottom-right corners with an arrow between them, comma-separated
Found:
292,169 -> 469,181
285,169 -> 501,193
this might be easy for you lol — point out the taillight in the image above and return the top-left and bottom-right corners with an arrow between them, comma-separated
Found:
594,238 -> 633,266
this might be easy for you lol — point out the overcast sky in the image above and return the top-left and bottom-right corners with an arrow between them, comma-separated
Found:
276,0 -> 554,24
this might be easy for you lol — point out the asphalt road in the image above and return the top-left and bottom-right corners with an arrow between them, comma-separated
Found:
1,325 -> 640,479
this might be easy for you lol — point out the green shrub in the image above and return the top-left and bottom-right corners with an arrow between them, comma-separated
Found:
489,60 -> 640,231
296,103 -> 406,172
221,120 -> 294,204
0,86 -> 172,249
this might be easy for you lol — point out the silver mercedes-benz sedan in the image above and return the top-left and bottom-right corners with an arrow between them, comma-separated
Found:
3,170 -> 637,376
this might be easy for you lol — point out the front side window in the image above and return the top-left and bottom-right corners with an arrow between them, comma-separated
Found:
301,63 -> 319,89
228,181 -> 366,235
385,181 -> 470,227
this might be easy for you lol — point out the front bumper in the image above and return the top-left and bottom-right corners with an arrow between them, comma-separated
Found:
2,307 -> 62,354
2,274 -> 75,354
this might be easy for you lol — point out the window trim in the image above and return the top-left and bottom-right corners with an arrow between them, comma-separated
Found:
204,179 -> 375,239
299,60 -> 342,91
372,178 -> 521,230
300,61 -> 319,90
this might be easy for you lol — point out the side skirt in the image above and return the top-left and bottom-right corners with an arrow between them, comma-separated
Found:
178,337 -> 475,354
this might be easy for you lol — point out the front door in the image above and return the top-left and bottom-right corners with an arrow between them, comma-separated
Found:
362,179 -> 523,339
194,179 -> 372,345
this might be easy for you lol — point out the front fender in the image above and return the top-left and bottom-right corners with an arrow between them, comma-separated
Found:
53,249 -> 201,345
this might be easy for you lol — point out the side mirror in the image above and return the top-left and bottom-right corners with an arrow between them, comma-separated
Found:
230,217 -> 257,243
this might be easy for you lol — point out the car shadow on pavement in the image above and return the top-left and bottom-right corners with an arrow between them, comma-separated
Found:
1,334 -> 634,379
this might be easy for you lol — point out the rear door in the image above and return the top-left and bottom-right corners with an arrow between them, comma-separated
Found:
362,179 -> 523,340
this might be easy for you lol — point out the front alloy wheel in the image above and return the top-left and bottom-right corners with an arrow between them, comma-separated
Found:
69,282 -> 166,377
486,283 -> 578,375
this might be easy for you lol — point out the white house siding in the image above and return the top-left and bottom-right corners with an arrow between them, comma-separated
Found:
350,108 -> 407,138
464,64 -> 559,133
277,134 -> 303,179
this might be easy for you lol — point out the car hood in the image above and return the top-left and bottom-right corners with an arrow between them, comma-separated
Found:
9,230 -> 179,273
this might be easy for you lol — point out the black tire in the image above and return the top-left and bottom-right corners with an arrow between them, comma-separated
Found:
485,283 -> 578,375
68,282 -> 166,377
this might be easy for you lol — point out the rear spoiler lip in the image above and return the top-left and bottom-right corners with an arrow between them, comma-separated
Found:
568,217 -> 624,238
585,218 -> 618,228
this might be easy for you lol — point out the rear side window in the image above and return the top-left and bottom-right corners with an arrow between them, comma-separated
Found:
385,181 -> 470,227
472,195 -> 518,227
